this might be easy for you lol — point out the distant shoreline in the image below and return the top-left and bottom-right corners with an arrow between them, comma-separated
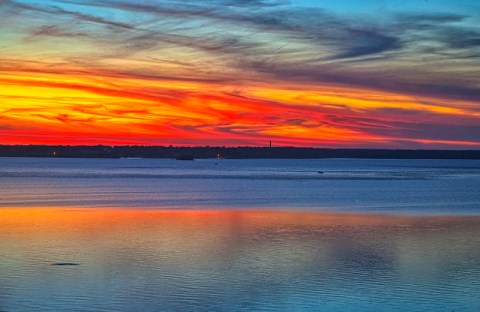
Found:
1,145 -> 479,159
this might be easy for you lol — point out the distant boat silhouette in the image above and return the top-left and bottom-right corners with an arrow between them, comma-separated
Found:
176,154 -> 194,160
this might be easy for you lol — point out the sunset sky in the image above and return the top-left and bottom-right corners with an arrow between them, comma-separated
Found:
1,0 -> 479,148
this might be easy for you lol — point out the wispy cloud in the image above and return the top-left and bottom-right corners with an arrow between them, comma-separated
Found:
1,0 -> 479,147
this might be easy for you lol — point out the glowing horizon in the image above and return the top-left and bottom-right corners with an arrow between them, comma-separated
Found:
1,0 -> 479,148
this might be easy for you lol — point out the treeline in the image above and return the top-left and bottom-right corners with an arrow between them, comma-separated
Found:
0,145 -> 479,159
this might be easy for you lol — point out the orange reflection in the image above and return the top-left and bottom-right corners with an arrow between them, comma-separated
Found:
2,207 -> 478,232
2,208 -> 480,281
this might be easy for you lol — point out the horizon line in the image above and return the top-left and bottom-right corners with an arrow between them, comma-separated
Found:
1,144 -> 480,151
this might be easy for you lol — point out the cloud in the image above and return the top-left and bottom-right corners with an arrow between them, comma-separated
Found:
192,0 -> 290,7
3,0 -> 479,103
60,1 -> 476,102
329,29 -> 400,59
392,12 -> 480,54
1,0 -> 480,147
236,58 -> 480,102
324,106 -> 480,143
1,0 -> 135,30
395,12 -> 468,25
435,26 -> 480,49
373,122 -> 480,143
53,1 -> 401,59
23,25 -> 89,42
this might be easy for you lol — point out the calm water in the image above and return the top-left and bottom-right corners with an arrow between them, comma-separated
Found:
1,158 -> 480,311
0,157 -> 479,213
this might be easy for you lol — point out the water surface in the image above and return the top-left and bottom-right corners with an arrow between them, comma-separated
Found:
1,158 -> 479,214
1,158 -> 480,311
1,209 -> 480,311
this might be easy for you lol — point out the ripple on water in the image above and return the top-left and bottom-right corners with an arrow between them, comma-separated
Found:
1,210 -> 480,311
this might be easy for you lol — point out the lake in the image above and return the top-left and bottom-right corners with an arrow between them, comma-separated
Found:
1,158 -> 480,311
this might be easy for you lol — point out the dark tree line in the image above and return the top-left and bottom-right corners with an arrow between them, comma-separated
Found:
0,145 -> 479,159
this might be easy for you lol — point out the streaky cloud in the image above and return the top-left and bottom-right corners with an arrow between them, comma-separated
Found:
1,0 -> 479,148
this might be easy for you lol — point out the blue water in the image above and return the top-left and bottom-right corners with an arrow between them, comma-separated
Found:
1,157 -> 480,311
0,157 -> 479,214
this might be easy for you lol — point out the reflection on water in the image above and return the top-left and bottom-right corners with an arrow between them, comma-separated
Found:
1,209 -> 480,311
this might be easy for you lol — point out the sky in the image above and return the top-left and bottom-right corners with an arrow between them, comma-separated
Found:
1,0 -> 479,148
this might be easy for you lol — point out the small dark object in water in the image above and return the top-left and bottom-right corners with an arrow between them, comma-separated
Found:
51,262 -> 80,266
318,171 -> 323,174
